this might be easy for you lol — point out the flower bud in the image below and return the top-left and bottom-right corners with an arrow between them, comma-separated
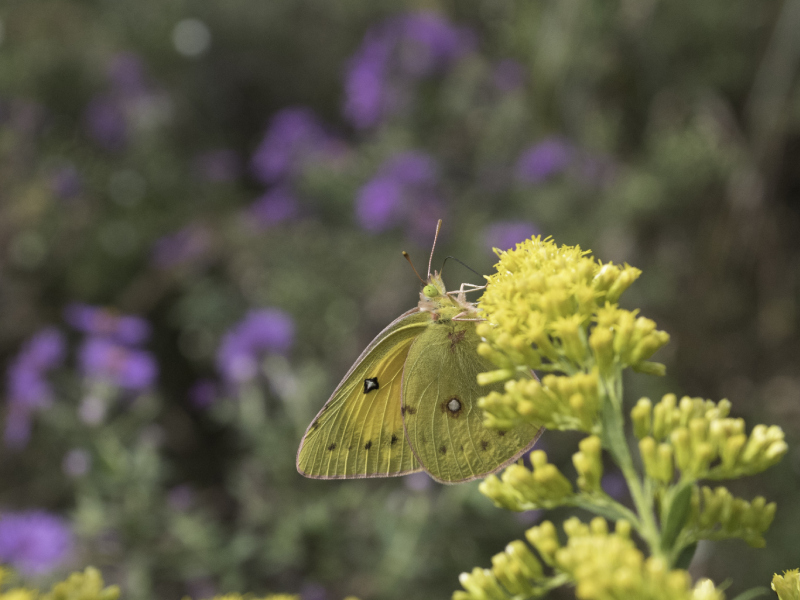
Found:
631,398 -> 652,439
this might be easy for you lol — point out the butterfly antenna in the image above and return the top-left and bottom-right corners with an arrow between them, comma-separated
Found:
441,256 -> 482,279
428,219 -> 442,278
402,251 -> 426,284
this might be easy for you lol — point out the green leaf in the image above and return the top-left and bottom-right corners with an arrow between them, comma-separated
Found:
673,542 -> 697,570
729,587 -> 771,600
661,481 -> 694,552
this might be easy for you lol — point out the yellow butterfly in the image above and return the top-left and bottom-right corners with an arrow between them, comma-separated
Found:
296,221 -> 542,483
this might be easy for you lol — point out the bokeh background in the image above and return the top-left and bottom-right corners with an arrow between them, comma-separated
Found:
1,1 -> 799,599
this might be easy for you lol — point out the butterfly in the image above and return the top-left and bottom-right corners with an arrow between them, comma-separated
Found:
296,221 -> 542,483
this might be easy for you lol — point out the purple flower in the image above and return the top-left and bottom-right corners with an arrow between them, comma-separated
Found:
217,309 -> 295,383
343,12 -> 475,128
78,337 -> 157,391
515,137 -> 574,183
193,149 -> 240,182
356,177 -> 404,232
64,304 -> 150,345
0,511 -> 73,576
601,471 -> 629,501
250,107 -> 335,185
343,33 -> 393,129
50,165 -> 82,199
396,12 -> 476,77
355,151 -> 443,234
492,59 -> 527,92
16,328 -> 66,371
188,379 -> 217,409
483,221 -> 540,251
84,95 -> 127,150
150,225 -> 212,269
4,328 -> 66,449
107,52 -> 148,97
247,187 -> 300,228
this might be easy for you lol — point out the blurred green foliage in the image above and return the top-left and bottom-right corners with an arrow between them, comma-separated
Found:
0,0 -> 799,599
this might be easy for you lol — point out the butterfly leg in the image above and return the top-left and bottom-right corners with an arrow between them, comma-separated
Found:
451,310 -> 486,322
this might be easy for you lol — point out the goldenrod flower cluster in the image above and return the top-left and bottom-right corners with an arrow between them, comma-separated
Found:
0,568 -> 118,600
632,394 -> 788,481
0,566 -> 356,600
682,486 -> 776,548
479,449 -> 575,511
453,517 -> 724,600
773,570 -> 800,600
479,438 -> 607,513
478,370 -> 600,432
476,236 -> 669,433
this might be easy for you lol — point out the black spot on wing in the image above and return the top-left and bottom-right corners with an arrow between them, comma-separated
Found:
480,440 -> 489,451
363,377 -> 379,393
390,434 -> 398,445
439,445 -> 447,455
327,443 -> 337,451
364,440 -> 372,450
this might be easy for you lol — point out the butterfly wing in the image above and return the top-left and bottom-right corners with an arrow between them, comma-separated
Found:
401,318 -> 543,483
297,308 -> 431,479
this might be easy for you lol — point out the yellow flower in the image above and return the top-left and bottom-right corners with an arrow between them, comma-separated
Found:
773,570 -> 800,600
477,236 -> 668,433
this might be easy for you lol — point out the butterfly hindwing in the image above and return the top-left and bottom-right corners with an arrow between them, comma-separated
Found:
401,317 -> 542,483
297,309 -> 430,479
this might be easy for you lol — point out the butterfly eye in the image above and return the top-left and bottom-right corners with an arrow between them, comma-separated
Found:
423,284 -> 440,298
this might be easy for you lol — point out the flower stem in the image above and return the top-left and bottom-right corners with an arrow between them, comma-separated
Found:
599,369 -> 663,558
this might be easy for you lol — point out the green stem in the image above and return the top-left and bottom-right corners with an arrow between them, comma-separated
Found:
599,369 -> 663,558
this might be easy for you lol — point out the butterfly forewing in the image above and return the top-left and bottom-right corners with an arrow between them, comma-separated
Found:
401,319 -> 542,483
297,309 -> 430,479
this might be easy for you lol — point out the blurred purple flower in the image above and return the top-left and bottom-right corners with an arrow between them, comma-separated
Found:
396,13 -> 476,76
64,304 -> 150,345
84,95 -> 126,150
356,151 -> 442,234
247,187 -> 300,228
343,33 -> 393,129
189,379 -> 217,409
151,225 -> 212,269
250,107 -> 336,185
217,309 -> 295,383
344,12 -> 476,128
483,221 -> 540,251
15,328 -> 66,372
193,149 -> 240,182
515,137 -> 574,183
4,328 -> 66,449
78,337 -> 157,391
0,511 -> 73,576
107,52 -> 148,97
356,177 -> 404,232
492,59 -> 527,92
602,471 -> 629,501
50,165 -> 82,199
